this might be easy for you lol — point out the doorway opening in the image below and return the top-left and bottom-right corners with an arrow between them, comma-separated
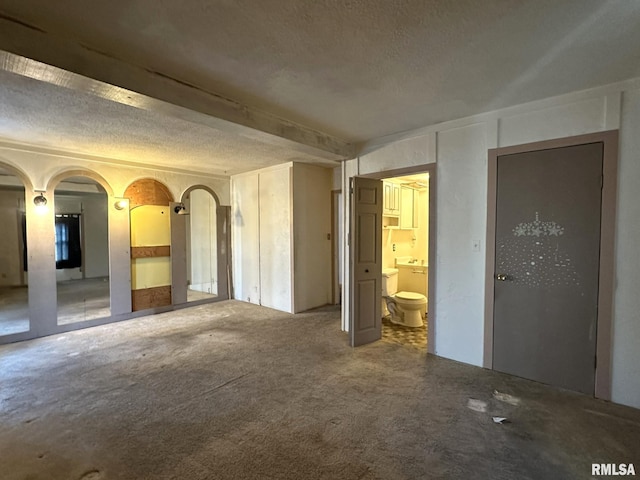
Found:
54,176 -> 111,325
0,165 -> 29,336
185,188 -> 218,302
380,172 -> 430,350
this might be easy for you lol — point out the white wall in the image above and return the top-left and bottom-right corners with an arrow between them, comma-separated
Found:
293,164 -> 332,312
343,77 -> 640,409
258,166 -> 293,312
231,173 -> 260,304
436,123 -> 487,366
611,88 -> 640,408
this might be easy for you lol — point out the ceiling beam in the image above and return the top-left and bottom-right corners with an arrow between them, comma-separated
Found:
0,13 -> 355,161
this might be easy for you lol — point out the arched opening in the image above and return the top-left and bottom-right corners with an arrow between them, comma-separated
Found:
185,188 -> 218,302
54,176 -> 110,324
125,178 -> 174,311
0,164 -> 29,336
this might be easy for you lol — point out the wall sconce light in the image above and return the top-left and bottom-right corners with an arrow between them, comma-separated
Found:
114,199 -> 128,210
33,192 -> 47,206
174,204 -> 188,215
33,192 -> 48,213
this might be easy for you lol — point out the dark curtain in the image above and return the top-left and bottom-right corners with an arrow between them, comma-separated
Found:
55,215 -> 82,270
21,213 -> 27,271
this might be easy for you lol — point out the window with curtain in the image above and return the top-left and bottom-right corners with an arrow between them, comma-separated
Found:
55,214 -> 82,269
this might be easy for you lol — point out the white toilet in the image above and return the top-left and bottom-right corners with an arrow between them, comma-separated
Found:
381,268 -> 427,328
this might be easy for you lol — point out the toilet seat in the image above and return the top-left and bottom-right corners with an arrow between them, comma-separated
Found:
395,291 -> 427,304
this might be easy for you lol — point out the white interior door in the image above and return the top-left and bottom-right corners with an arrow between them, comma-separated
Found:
349,177 -> 382,347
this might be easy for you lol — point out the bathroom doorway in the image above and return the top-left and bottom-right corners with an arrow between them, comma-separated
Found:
380,172 -> 430,350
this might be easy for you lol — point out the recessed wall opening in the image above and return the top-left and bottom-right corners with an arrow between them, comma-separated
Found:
54,176 -> 110,325
185,188 -> 218,302
0,166 -> 29,336
380,172 -> 430,350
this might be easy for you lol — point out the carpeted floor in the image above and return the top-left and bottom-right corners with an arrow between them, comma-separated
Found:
1,300 -> 639,480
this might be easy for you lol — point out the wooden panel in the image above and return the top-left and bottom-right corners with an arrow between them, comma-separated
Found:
132,285 -> 172,311
131,245 -> 170,258
124,178 -> 173,208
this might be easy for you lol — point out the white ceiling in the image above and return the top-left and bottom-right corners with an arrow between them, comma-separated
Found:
0,0 -> 639,176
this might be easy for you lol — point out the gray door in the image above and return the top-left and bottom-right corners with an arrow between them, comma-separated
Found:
349,177 -> 382,347
493,142 -> 603,394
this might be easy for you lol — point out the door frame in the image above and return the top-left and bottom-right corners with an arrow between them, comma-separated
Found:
331,189 -> 341,305
483,130 -> 618,400
359,163 -> 437,354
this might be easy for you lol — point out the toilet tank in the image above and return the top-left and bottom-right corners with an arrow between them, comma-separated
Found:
381,268 -> 398,296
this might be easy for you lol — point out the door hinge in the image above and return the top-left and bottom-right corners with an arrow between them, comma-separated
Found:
600,175 -> 604,190
594,355 -> 598,369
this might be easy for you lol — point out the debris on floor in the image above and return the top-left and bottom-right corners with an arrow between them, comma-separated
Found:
493,390 -> 521,406
492,416 -> 509,424
467,398 -> 488,412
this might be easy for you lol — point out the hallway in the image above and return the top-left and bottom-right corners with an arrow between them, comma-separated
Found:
1,301 -> 638,479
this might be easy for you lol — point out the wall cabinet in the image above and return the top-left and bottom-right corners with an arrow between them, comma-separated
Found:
400,186 -> 419,229
231,162 -> 332,313
383,181 -> 400,216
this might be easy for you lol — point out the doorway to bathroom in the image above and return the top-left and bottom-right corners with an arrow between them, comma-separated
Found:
380,172 -> 430,350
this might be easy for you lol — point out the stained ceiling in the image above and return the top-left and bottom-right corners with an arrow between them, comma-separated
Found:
0,0 -> 639,176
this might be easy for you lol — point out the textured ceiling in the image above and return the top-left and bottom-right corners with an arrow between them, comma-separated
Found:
0,0 -> 640,175
0,69 -> 331,175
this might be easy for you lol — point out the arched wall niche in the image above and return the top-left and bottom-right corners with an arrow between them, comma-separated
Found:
124,178 -> 173,208
125,178 -> 173,311
0,159 -> 30,338
180,184 -> 220,207
0,158 -> 34,191
172,183 -> 230,305
48,169 -> 114,196
51,170 -> 112,325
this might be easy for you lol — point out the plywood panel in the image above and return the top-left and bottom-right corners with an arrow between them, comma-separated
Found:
131,246 -> 170,258
131,285 -> 171,310
124,178 -> 173,208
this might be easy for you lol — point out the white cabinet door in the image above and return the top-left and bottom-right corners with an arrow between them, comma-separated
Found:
400,186 -> 417,229
383,181 -> 400,217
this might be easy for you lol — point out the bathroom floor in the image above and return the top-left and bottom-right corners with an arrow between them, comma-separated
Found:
381,315 -> 427,349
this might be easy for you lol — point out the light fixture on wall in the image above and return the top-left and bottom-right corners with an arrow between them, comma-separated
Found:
114,199 -> 128,210
174,204 -> 189,215
33,192 -> 48,213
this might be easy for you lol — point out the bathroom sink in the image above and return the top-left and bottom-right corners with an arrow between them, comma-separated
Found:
394,257 -> 427,267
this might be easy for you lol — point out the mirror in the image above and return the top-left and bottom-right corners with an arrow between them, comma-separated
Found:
55,176 -> 110,324
0,166 -> 29,336
186,189 -> 218,301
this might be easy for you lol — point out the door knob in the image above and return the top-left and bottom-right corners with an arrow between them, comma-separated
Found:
496,273 -> 508,281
